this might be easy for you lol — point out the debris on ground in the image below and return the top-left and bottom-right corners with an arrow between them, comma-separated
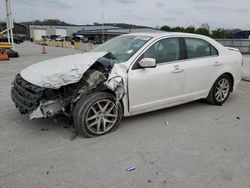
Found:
126,166 -> 136,172
236,116 -> 240,120
147,179 -> 152,183
162,180 -> 167,184
41,128 -> 49,131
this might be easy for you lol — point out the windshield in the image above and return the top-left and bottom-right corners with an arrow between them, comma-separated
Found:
91,35 -> 152,63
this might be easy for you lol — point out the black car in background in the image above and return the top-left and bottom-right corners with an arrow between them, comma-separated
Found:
72,36 -> 88,43
0,37 -> 24,44
49,35 -> 60,40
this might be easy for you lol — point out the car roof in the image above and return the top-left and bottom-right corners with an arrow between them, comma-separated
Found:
126,32 -> 209,39
125,32 -> 225,53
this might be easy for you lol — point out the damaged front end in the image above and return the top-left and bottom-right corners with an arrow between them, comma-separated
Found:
11,53 -> 125,120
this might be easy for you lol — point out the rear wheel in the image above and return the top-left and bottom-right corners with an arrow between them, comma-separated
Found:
206,74 -> 232,105
73,92 -> 123,138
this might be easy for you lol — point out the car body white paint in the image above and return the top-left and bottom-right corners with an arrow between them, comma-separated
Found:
21,52 -> 108,89
20,32 -> 243,117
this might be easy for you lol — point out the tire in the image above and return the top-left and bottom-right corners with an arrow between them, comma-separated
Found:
73,92 -> 123,138
206,74 -> 232,106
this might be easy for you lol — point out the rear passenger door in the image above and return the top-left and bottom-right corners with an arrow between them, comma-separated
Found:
182,37 -> 220,99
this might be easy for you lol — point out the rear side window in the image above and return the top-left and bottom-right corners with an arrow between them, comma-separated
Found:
185,38 -> 218,59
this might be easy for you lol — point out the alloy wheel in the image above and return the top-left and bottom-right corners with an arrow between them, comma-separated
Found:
215,78 -> 230,102
85,99 -> 118,135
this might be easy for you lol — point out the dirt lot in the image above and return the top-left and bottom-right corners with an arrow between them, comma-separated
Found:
0,42 -> 250,188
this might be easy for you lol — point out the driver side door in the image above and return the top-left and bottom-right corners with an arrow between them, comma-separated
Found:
128,37 -> 186,114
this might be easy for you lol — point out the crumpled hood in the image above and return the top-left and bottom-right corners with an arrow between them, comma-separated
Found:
20,52 -> 108,89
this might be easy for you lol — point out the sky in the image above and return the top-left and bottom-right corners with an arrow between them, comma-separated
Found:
1,0 -> 250,29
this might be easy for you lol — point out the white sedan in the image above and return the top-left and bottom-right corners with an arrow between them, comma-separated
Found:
11,32 -> 243,137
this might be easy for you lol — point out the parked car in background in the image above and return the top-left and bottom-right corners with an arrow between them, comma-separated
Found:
54,36 -> 71,41
64,36 -> 70,41
71,36 -> 80,42
49,35 -> 60,41
72,35 -> 88,43
11,33 -> 242,137
76,35 -> 89,43
55,36 -> 64,41
0,37 -> 23,44
13,36 -> 24,43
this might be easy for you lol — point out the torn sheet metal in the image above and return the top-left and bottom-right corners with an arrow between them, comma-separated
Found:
105,76 -> 125,101
21,52 -> 108,89
105,63 -> 127,101
73,70 -> 107,103
30,100 -> 63,119
85,70 -> 107,91
30,105 -> 44,120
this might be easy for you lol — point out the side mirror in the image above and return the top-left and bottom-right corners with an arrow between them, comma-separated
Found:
138,58 -> 156,68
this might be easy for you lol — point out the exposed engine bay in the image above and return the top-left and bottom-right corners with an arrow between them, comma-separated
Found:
11,53 -> 125,120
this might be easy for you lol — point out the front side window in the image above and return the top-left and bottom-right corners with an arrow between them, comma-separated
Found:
185,38 -> 218,59
143,38 -> 181,64
92,35 -> 152,63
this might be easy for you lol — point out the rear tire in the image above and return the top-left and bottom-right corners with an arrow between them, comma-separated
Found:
206,74 -> 232,106
73,92 -> 123,138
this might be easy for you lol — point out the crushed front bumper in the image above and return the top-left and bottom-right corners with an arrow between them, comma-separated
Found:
11,74 -> 44,114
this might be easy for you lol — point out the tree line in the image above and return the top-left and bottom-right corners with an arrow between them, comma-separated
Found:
160,26 -> 232,39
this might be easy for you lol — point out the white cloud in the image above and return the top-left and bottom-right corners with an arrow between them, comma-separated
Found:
0,0 -> 249,29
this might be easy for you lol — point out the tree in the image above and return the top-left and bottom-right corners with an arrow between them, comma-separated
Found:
195,28 -> 210,36
172,26 -> 185,32
185,26 -> 196,33
47,19 -> 59,25
200,23 -> 210,31
211,28 -> 230,39
160,25 -> 171,31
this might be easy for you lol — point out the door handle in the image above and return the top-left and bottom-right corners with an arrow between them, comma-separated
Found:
213,62 -> 222,66
172,67 -> 184,73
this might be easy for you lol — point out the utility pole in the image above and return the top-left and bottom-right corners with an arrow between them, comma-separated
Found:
1,0 -> 14,50
0,0 -> 15,50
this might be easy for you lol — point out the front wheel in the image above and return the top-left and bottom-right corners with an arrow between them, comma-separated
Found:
206,74 -> 232,106
73,92 -> 123,138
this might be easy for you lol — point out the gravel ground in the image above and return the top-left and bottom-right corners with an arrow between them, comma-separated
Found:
0,42 -> 250,188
